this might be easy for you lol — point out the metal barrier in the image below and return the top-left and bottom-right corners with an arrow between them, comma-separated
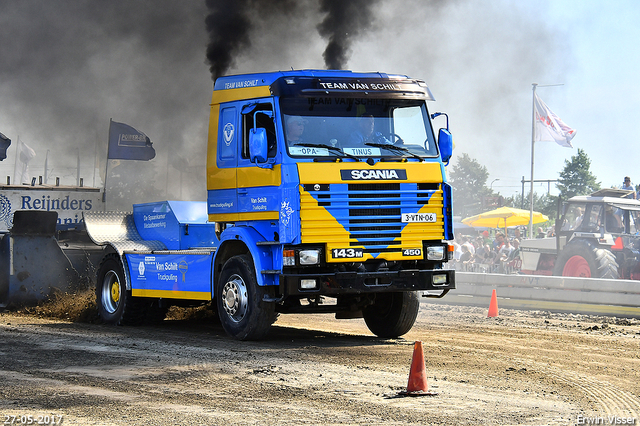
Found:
439,272 -> 640,317
447,260 -> 522,275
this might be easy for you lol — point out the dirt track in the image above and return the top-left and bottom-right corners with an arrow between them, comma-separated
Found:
1,299 -> 639,426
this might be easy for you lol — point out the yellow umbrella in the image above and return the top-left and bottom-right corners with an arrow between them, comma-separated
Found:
461,206 -> 549,230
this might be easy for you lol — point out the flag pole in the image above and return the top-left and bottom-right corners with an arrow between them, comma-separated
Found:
44,149 -> 49,184
529,84 -> 537,239
103,119 -> 112,207
76,148 -> 81,186
528,83 -> 565,239
13,136 -> 20,184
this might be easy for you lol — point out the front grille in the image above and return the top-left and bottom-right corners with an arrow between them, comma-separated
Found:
348,183 -> 401,247
301,182 -> 445,258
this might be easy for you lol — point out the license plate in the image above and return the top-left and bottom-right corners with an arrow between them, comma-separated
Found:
331,248 -> 364,259
401,213 -> 436,223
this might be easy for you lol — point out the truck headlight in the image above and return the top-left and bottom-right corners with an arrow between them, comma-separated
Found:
427,246 -> 445,261
299,249 -> 320,265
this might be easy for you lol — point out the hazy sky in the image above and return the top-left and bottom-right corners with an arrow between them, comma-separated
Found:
1,0 -> 638,203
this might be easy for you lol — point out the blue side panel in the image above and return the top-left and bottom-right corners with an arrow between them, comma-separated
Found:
218,107 -> 237,163
126,253 -> 213,294
134,201 -> 180,249
238,186 -> 280,214
442,182 -> 454,240
134,201 -> 215,250
278,164 -> 301,244
216,226 -> 276,287
208,188 -> 237,216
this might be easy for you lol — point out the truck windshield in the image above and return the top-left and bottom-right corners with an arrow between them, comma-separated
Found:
280,98 -> 438,159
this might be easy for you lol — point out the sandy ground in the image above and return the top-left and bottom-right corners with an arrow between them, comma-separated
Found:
1,295 -> 639,426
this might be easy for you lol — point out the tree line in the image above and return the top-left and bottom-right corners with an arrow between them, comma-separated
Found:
449,148 -> 601,219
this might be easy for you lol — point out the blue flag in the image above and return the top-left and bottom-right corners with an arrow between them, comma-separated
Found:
0,132 -> 10,161
108,120 -> 156,161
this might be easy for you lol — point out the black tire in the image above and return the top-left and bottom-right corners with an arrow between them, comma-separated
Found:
552,239 -> 619,279
216,254 -> 276,340
96,254 -> 146,325
362,291 -> 420,338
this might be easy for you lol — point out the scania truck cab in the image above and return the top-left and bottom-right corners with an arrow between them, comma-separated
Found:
90,70 -> 455,340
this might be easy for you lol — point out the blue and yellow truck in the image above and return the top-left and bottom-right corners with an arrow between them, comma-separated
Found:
86,70 -> 456,340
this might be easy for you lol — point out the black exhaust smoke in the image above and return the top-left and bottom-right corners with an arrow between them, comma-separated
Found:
205,0 -> 300,81
317,0 -> 379,70
205,0 -> 253,82
204,0 -> 378,80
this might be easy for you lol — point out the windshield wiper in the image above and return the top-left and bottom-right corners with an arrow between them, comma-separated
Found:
295,143 -> 360,161
365,143 -> 423,161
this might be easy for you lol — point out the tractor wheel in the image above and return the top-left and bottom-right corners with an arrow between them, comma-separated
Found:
216,254 -> 276,340
552,240 -> 618,279
362,291 -> 420,338
96,254 -> 146,325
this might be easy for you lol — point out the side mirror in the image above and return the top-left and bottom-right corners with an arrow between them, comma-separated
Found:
249,127 -> 268,163
438,128 -> 453,165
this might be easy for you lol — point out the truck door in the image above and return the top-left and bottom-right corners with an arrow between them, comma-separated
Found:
236,102 -> 281,220
208,106 -> 239,219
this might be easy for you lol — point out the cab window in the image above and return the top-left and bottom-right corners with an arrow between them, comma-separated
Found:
242,103 -> 277,159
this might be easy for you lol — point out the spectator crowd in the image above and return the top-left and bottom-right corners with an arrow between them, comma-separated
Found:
449,228 -> 526,274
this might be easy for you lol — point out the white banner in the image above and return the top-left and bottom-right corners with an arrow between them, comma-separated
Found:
0,186 -> 104,231
534,93 -> 576,147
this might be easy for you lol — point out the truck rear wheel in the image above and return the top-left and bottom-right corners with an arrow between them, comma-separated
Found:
96,255 -> 145,325
363,291 -> 420,338
552,240 -> 618,279
216,254 -> 276,340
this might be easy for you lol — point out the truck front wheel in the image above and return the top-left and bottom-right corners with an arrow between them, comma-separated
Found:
216,254 -> 275,340
96,255 -> 145,325
363,291 -> 420,338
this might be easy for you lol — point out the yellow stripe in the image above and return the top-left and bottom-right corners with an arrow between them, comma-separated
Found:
206,104 -> 222,191
297,161 -> 443,183
238,164 -> 281,187
208,164 -> 282,191
209,211 -> 279,222
211,86 -> 271,104
132,289 -> 211,300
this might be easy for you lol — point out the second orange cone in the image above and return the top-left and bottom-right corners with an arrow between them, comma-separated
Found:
402,341 -> 437,396
488,289 -> 499,317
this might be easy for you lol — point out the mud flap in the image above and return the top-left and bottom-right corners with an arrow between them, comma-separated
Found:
2,211 -> 82,306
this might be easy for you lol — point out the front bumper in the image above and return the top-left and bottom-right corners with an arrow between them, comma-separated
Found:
279,268 -> 455,297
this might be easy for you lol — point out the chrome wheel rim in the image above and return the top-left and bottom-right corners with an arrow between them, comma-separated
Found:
102,270 -> 121,314
222,274 -> 248,323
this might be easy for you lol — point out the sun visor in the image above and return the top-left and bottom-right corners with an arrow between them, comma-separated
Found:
271,77 -> 435,101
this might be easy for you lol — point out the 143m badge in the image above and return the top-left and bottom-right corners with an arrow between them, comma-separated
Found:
331,248 -> 364,259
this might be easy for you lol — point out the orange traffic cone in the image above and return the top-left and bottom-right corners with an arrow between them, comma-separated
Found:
487,289 -> 499,318
400,341 -> 437,396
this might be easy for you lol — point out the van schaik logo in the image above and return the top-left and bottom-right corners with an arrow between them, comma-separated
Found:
0,194 -> 12,228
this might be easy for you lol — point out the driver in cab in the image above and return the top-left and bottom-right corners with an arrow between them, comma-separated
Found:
349,114 -> 391,145
286,116 -> 306,144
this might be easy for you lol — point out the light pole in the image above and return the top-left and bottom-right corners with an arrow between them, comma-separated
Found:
490,178 -> 500,191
